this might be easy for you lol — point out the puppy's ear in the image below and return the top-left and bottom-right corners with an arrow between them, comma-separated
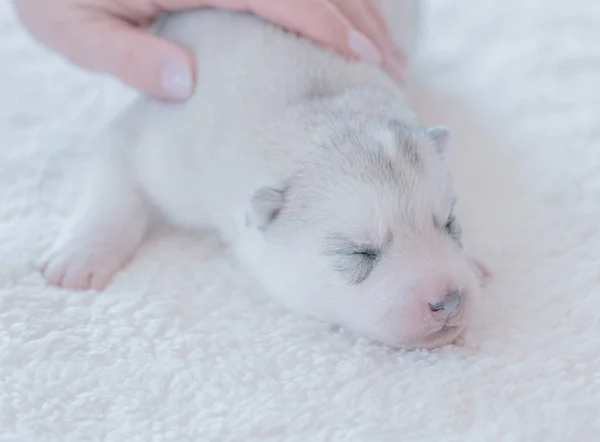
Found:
426,126 -> 451,154
246,186 -> 286,230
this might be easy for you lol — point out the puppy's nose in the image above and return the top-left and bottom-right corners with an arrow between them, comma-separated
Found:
428,289 -> 462,318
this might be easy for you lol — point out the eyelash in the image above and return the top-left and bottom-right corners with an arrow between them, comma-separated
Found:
355,249 -> 379,261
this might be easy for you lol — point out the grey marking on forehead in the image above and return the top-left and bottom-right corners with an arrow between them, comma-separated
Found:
322,127 -> 399,185
389,119 -> 422,169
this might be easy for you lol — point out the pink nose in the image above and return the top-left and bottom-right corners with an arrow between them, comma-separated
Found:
428,290 -> 462,322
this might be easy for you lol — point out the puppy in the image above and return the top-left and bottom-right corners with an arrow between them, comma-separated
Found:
42,1 -> 487,349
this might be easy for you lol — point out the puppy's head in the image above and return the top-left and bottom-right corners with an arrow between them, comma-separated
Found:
244,119 -> 485,350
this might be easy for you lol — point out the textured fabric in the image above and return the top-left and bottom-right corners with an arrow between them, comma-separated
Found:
1,1 -> 599,441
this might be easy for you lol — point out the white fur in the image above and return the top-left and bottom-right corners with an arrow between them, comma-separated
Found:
41,1 -> 484,349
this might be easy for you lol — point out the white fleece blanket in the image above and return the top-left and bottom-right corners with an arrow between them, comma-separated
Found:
1,1 -> 599,441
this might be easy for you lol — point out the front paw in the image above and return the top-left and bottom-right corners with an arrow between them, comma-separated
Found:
41,234 -> 130,291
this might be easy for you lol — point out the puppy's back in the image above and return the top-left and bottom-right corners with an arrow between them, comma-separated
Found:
129,5 -> 417,230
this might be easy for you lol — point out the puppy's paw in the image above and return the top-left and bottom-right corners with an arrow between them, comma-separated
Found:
41,232 -> 132,291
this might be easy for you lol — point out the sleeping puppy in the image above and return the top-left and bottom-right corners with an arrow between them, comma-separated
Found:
41,1 -> 489,349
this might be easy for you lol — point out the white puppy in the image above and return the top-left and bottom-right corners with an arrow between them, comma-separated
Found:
42,1 -> 487,349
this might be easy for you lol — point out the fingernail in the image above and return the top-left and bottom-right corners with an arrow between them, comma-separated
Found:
347,30 -> 383,65
160,58 -> 193,100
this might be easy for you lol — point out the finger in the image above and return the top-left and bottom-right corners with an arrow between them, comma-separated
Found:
363,0 -> 407,83
363,0 -> 392,42
331,0 -> 406,84
363,0 -> 407,62
331,0 -> 390,49
244,0 -> 383,65
58,16 -> 196,101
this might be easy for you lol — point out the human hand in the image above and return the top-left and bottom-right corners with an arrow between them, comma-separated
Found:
14,0 -> 405,101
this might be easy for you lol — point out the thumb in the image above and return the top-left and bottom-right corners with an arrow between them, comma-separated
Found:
74,20 -> 196,101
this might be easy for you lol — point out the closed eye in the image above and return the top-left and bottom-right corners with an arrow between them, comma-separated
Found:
325,239 -> 382,285
335,249 -> 379,285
